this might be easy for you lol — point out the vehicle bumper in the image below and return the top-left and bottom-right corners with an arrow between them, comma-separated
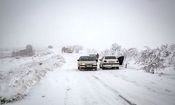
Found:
102,63 -> 119,68
79,65 -> 97,69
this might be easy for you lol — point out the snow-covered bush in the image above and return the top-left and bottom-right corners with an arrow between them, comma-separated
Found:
136,44 -> 175,73
161,44 -> 175,68
136,47 -> 165,73
122,48 -> 138,62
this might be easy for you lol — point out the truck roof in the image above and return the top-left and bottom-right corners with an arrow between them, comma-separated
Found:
79,56 -> 97,61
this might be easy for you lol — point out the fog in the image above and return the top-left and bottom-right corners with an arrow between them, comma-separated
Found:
0,0 -> 175,50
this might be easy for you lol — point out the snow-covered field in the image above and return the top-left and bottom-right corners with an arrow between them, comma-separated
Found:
2,53 -> 175,105
0,48 -> 65,104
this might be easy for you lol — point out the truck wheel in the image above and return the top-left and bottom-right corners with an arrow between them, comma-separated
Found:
116,67 -> 119,69
78,67 -> 80,70
94,67 -> 97,71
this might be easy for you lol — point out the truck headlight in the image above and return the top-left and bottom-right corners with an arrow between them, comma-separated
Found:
80,63 -> 85,65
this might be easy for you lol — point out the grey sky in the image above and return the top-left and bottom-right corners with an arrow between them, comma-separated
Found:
0,0 -> 175,50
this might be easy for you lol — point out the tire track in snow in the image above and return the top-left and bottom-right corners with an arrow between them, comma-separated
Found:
64,75 -> 71,105
109,73 -> 174,96
80,73 -> 120,105
92,75 -> 137,105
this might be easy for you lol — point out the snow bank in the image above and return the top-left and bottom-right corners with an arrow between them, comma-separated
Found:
0,50 -> 65,104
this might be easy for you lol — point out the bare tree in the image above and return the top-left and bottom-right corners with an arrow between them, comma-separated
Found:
110,43 -> 121,55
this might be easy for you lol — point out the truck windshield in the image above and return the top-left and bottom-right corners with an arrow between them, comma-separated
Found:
79,56 -> 96,61
105,56 -> 116,59
89,54 -> 96,57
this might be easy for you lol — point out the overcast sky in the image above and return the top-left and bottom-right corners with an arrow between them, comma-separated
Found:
0,0 -> 175,50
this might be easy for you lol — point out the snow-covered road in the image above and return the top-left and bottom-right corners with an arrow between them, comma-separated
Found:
7,54 -> 175,105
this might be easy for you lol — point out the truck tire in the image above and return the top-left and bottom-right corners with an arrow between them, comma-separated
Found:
116,67 -> 119,69
78,66 -> 81,70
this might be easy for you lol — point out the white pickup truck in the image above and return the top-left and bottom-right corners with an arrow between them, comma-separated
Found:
77,56 -> 98,71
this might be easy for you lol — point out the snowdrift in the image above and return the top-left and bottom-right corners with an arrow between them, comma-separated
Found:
0,51 -> 65,104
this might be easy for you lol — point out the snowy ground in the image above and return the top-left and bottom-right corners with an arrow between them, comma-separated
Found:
0,48 -> 65,104
3,53 -> 175,105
